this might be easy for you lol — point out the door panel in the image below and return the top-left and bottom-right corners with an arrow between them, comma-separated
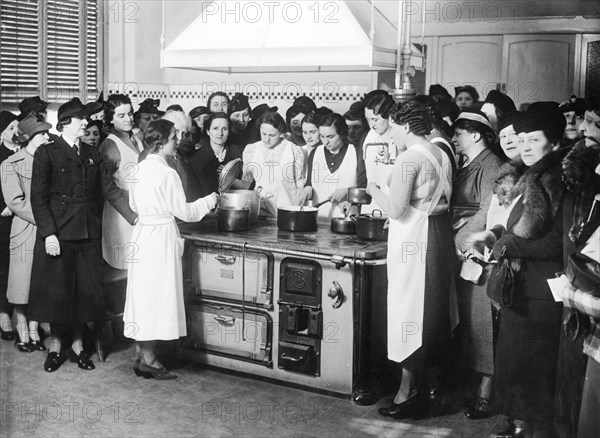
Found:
437,36 -> 502,98
503,34 -> 575,108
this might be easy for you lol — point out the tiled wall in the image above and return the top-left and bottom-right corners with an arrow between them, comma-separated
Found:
108,83 -> 369,114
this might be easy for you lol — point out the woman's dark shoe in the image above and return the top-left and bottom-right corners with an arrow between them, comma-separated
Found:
44,352 -> 62,372
138,362 -> 177,380
465,397 -> 492,420
0,327 -> 15,341
68,349 -> 95,370
378,392 -> 420,420
133,358 -> 142,377
15,339 -> 34,352
29,340 -> 47,351
495,420 -> 526,438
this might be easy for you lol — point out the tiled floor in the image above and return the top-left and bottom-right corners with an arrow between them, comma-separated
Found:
1,338 -> 507,438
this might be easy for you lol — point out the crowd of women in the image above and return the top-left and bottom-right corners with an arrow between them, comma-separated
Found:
1,83 -> 599,437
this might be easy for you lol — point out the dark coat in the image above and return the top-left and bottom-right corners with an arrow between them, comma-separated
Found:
188,142 -> 243,198
492,147 -> 568,301
31,136 -> 103,240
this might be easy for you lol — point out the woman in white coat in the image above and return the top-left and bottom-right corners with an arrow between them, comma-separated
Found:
241,112 -> 306,217
123,119 -> 217,380
366,100 -> 455,419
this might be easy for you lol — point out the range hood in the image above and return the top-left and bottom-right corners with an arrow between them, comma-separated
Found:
161,0 -> 414,73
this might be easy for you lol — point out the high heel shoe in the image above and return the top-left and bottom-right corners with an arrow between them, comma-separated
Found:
378,392 -> 420,420
28,340 -> 47,351
465,397 -> 492,420
138,362 -> 177,380
68,349 -> 95,370
14,333 -> 34,353
0,327 -> 15,341
44,352 -> 62,372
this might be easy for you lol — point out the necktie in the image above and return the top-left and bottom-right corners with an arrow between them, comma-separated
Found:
73,144 -> 79,156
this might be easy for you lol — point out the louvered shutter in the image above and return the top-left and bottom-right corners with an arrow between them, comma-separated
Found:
85,0 -> 99,99
0,0 -> 40,103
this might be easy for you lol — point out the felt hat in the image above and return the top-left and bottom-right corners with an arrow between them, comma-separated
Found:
189,106 -> 210,120
136,98 -> 164,116
229,93 -> 251,114
451,109 -> 493,132
0,111 -> 18,135
497,110 -> 521,133
484,90 -> 517,114
18,96 -> 49,119
16,113 -> 52,143
251,104 -> 278,121
514,102 -> 565,144
57,97 -> 89,121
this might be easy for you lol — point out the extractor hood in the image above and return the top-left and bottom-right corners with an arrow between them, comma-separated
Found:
160,1 -> 407,73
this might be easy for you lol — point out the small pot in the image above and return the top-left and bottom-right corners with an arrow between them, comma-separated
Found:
217,207 -> 250,232
356,209 -> 388,241
331,215 -> 356,234
219,187 -> 261,224
277,206 -> 318,232
348,187 -> 372,205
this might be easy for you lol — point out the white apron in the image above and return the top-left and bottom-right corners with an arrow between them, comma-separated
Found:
311,144 -> 357,219
387,144 -> 452,363
102,133 -> 143,269
248,140 -> 297,217
362,128 -> 399,214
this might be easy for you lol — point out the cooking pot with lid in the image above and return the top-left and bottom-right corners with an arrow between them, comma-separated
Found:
355,209 -> 388,241
219,187 -> 261,224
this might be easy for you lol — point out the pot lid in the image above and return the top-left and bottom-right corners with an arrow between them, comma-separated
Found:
218,158 -> 242,193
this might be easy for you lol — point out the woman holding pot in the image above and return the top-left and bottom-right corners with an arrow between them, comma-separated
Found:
189,112 -> 243,198
241,112 -> 306,217
366,100 -> 454,419
299,113 -> 366,218
123,119 -> 218,380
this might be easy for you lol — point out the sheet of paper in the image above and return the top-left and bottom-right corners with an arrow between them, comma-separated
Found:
547,275 -> 570,302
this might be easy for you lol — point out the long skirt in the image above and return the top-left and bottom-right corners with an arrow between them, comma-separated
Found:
28,238 -> 105,324
456,264 -> 495,375
0,216 -> 14,315
495,297 -> 562,425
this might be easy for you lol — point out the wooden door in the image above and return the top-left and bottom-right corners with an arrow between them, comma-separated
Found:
502,34 -> 576,108
436,36 -> 503,100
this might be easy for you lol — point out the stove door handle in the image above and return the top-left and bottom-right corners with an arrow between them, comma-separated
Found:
215,254 -> 236,264
281,353 -> 303,363
214,315 -> 236,325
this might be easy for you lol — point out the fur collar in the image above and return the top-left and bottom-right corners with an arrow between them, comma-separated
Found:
507,148 -> 568,239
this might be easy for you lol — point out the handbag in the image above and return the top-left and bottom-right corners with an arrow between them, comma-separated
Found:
565,252 -> 600,297
486,246 -> 516,307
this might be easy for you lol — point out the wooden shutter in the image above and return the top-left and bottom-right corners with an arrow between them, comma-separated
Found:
85,0 -> 99,99
0,0 -> 40,103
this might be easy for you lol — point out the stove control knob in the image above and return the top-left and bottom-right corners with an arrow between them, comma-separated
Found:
328,281 -> 345,309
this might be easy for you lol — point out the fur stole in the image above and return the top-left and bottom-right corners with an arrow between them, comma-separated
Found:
502,148 -> 568,239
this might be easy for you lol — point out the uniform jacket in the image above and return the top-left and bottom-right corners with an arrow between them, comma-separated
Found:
31,136 -> 103,240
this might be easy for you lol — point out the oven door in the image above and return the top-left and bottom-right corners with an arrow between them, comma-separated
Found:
183,299 -> 273,367
190,244 -> 273,308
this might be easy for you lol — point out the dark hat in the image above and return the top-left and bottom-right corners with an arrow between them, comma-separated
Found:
514,102 -> 565,144
0,111 -> 18,135
57,97 -> 89,121
437,99 -> 461,122
497,110 -> 521,133
484,90 -> 516,114
293,96 -> 317,113
189,106 -> 210,120
429,84 -> 453,101
18,96 -> 49,119
251,103 -> 278,121
229,93 -> 251,114
16,113 -> 52,143
451,109 -> 493,132
558,95 -> 586,116
136,98 -> 164,116
85,101 -> 104,117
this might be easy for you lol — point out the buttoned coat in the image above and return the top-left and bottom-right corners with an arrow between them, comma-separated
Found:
1,149 -> 36,304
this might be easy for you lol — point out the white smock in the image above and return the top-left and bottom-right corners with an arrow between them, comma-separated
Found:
387,144 -> 452,363
310,144 -> 357,219
123,155 -> 216,341
102,133 -> 143,269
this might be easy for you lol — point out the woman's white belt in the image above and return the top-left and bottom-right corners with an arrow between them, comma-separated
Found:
137,215 -> 174,225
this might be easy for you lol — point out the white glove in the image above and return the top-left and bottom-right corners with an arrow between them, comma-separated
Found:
1,206 -> 13,217
45,235 -> 60,256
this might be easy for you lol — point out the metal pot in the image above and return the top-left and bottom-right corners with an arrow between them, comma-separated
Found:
356,209 -> 388,241
216,207 -> 250,232
277,206 -> 318,232
219,187 -> 261,224
347,187 -> 372,205
331,215 -> 356,234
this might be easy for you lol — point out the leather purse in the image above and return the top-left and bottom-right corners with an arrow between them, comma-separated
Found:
486,246 -> 516,307
565,252 -> 600,297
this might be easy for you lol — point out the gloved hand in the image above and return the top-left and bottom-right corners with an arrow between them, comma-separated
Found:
1,206 -> 13,217
45,235 -> 60,256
